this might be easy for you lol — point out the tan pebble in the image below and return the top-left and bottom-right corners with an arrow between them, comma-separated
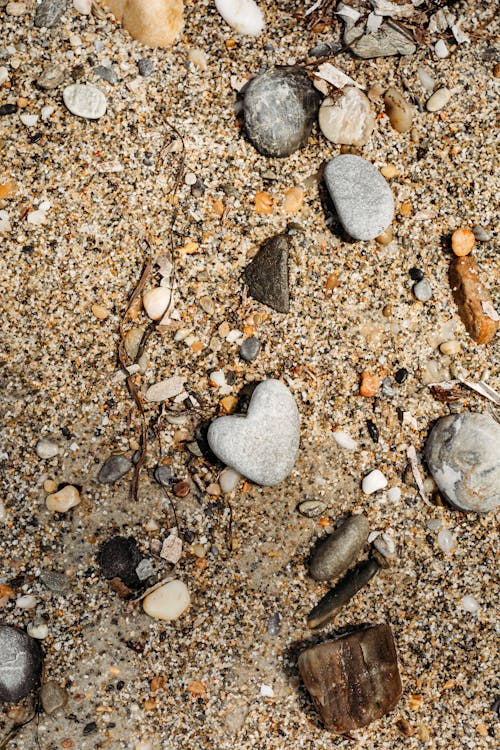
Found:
0,179 -> 17,199
426,87 -> 452,113
225,38 -> 236,49
283,186 -> 304,215
199,296 -> 215,315
129,438 -> 140,451
178,240 -> 199,255
325,271 -> 339,293
382,304 -> 393,318
206,483 -> 221,496
107,0 -> 184,48
191,543 -> 206,558
188,47 -> 208,71
400,201 -> 412,217
16,96 -> 29,108
91,303 -> 110,320
409,694 -> 423,711
359,372 -> 381,397
46,485 -> 81,513
212,199 -> 224,217
339,144 -> 359,155
43,479 -> 58,493
375,227 -> 393,245
440,340 -> 461,356
451,227 -> 475,257
143,287 -> 171,320
220,395 -> 238,413
218,321 -> 230,338
143,579 -> 190,621
417,722 -> 431,741
384,87 -> 414,133
124,327 -> 145,361
190,340 -> 204,353
380,165 -> 398,179
494,62 -> 500,78
150,675 -> 165,692
254,191 -> 273,215
476,723 -> 488,737
367,82 -> 384,102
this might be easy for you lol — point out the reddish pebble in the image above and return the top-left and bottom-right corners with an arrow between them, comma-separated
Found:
174,480 -> 190,498
359,372 -> 381,397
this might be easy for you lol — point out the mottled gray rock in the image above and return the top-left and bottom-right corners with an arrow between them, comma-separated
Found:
98,454 -> 132,484
243,68 -> 320,157
324,155 -> 394,240
413,278 -> 433,302
40,570 -> 70,594
63,83 -> 107,119
207,379 -> 300,486
154,464 -> 173,486
244,234 -> 290,312
319,87 -> 375,146
309,514 -> 370,581
36,64 -> 65,90
341,9 -> 416,59
298,499 -> 327,518
34,0 -> 68,28
239,336 -> 261,361
40,680 -> 68,715
138,58 -> 155,77
424,413 -> 500,513
94,65 -> 117,85
0,625 -> 43,703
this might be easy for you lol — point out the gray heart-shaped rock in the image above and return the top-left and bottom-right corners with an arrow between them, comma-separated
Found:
207,379 -> 300,486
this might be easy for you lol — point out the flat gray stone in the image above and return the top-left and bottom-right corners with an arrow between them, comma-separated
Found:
207,379 -> 300,486
36,64 -> 65,90
425,413 -> 500,513
324,155 -> 394,240
34,0 -> 68,28
0,625 -> 43,703
63,83 -> 107,120
239,336 -> 261,361
309,514 -> 370,581
243,68 -> 320,157
341,11 -> 416,58
243,234 -> 290,313
40,680 -> 68,715
98,454 -> 133,484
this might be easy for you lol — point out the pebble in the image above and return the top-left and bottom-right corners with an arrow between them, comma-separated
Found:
208,379 -> 300,487
0,625 -> 43,702
437,528 -> 456,554
309,514 -> 370,581
40,681 -> 68,715
384,87 -> 415,133
299,624 -> 402,732
425,412 -> 500,513
0,68 -> 8,86
387,487 -> 401,502
37,64 -> 65,90
143,286 -> 171,320
63,83 -> 107,119
451,227 -> 475,256
143,579 -> 190,621
341,13 -> 416,58
0,499 -> 6,522
94,65 -> 117,85
413,278 -> 433,302
332,430 -> 357,450
215,0 -> 265,36
34,0 -> 68,28
154,464 -> 172,486
0,104 -> 17,116
472,226 -> 491,242
239,336 -> 261,361
36,438 -> 59,459
27,622 -> 49,640
188,48 -> 208,71
107,0 -> 184,47
137,58 -> 155,77
298,499 -> 326,518
46,485 -> 81,513
418,66 -> 435,92
160,534 -> 183,564
426,87 -> 452,112
97,536 -> 144,589
243,68 -> 320,157
7,3 -> 27,17
318,87 -> 375,147
449,255 -> 499,344
266,612 -> 281,636
145,375 -> 185,402
219,467 -> 241,493
97,454 -> 132,484
40,570 -> 70,594
20,113 -> 39,127
460,595 -> 480,614
439,340 -> 461,356
283,185 -> 304,214
15,594 -> 38,610
362,469 -> 387,495
92,303 -> 110,319
435,39 -> 450,58
324,155 -> 394,241
243,234 -> 290,313
373,531 -> 396,559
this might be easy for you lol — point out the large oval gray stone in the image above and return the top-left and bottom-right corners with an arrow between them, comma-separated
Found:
207,379 -> 300,486
243,68 -> 320,157
424,412 -> 500,513
0,625 -> 43,703
324,154 -> 394,240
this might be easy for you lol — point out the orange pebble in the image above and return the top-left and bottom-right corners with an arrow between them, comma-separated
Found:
451,227 -> 475,257
254,191 -> 274,215
359,372 -> 381,397
0,180 -> 17,200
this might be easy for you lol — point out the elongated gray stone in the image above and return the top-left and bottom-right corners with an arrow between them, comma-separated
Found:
309,514 -> 370,581
0,625 -> 43,703
207,379 -> 300,486
243,68 -> 320,157
424,413 -> 500,513
324,155 -> 394,240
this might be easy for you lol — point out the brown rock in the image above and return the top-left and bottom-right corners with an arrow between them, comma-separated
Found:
105,0 -> 184,48
384,87 -> 414,133
298,623 -> 402,734
449,256 -> 499,344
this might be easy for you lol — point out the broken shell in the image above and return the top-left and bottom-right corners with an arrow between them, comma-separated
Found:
309,514 -> 370,581
298,623 -> 402,733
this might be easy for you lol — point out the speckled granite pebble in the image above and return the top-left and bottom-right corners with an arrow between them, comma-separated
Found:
34,0 -> 68,28
97,453 -> 133,483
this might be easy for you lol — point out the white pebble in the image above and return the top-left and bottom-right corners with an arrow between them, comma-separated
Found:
435,39 -> 450,58
426,517 -> 443,532
16,595 -> 38,610
41,105 -> 54,121
0,210 -> 11,233
19,113 -> 39,128
36,438 -> 59,459
210,369 -> 227,388
418,66 -> 435,92
27,622 -> 49,639
0,67 -> 9,85
374,532 -> 396,558
160,535 -> 183,564
46,485 -> 81,513
184,172 -> 197,186
362,469 -> 387,495
0,499 -> 6,522
27,209 -> 48,225
332,430 -> 357,450
63,83 -> 107,120
437,528 -> 456,554
73,0 -> 92,14
260,684 -> 274,698
187,48 -> 208,71
426,87 -> 452,112
143,287 -> 171,320
387,486 -> 401,502
145,375 -> 185,403
143,579 -> 190,621
219,468 -> 241,493
215,0 -> 265,36
460,595 -> 480,614
439,339 -> 461,356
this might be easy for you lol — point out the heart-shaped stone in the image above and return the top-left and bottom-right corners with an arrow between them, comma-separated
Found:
207,379 -> 300,486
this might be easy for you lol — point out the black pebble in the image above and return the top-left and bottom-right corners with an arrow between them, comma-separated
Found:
183,529 -> 195,544
395,368 -> 408,384
243,234 -> 290,313
366,420 -> 379,443
0,104 -> 17,116
0,625 -> 43,702
97,536 -> 143,590
83,721 -> 98,736
409,267 -> 424,281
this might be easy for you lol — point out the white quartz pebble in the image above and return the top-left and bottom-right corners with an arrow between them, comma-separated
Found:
215,0 -> 265,36
16,595 -> 38,610
63,83 -> 107,119
143,579 -> 190,621
46,485 -> 81,513
219,468 -> 241,493
160,535 -> 183,564
41,105 -> 54,120
332,430 -> 357,450
260,684 -> 274,697
387,486 -> 401,502
27,622 -> 49,639
143,287 -> 172,320
36,438 -> 59,459
460,595 -> 480,614
418,66 -> 435,92
435,39 -> 449,58
426,87 -> 452,112
362,469 -> 387,494
20,113 -> 39,127
373,531 -> 396,558
73,0 -> 92,14
437,528 -> 456,554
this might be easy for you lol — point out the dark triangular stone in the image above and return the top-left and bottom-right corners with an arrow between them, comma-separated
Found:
243,234 -> 290,313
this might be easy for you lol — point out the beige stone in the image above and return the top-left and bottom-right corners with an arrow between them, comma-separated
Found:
105,0 -> 184,48
46,485 -> 81,513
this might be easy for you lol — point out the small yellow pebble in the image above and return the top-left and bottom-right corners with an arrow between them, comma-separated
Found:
283,186 -> 304,215
375,227 -> 393,245
0,179 -> 18,199
380,164 -> 398,179
220,396 -> 238,413
440,340 -> 461,356
43,479 -> 58,494
218,321 -> 230,338
91,303 -> 109,320
400,201 -> 413,217
46,485 -> 81,513
254,191 -> 274,215
476,723 -> 488,737
451,227 -> 475,257
178,240 -> 199,255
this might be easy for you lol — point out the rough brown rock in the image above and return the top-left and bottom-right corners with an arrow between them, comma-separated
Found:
449,256 -> 499,344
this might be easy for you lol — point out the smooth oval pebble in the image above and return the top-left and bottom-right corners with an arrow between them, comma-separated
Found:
219,468 -> 241,493
98,454 -> 132,484
215,0 -> 264,35
46,485 -> 81,512
309,514 -> 370,581
435,39 -> 449,58
324,155 -> 394,241
384,87 -> 414,133
0,625 -> 43,702
426,87 -> 452,112
332,430 -> 357,450
36,438 -> 59,459
143,287 -> 171,320
63,83 -> 107,119
413,278 -> 433,302
319,87 -> 375,146
298,499 -> 326,518
362,469 -> 387,494
460,595 -> 480,614
143,579 -> 190,621
437,528 -> 456,553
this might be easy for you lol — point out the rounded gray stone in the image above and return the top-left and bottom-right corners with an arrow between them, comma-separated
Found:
63,83 -> 107,120
309,514 -> 370,581
0,625 -> 43,703
239,336 -> 261,362
97,454 -> 132,484
413,278 -> 433,302
324,155 -> 394,240
243,68 -> 320,157
424,412 -> 500,513
207,379 -> 300,487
